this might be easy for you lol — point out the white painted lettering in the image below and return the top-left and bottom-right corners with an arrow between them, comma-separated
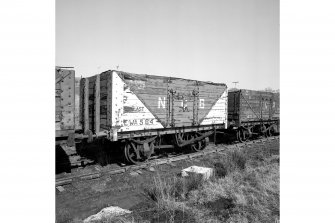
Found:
199,99 -> 205,109
158,97 -> 166,108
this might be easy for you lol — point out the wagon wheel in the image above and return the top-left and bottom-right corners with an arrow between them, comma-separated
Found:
247,127 -> 253,140
124,141 -> 154,164
260,125 -> 268,138
237,128 -> 248,142
192,139 -> 208,152
267,124 -> 277,137
124,143 -> 131,163
189,133 -> 208,152
264,125 -> 273,138
176,133 -> 190,149
266,125 -> 272,137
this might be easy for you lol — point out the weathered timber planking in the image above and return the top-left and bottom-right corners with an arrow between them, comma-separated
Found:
106,71 -> 113,128
120,72 -> 166,128
83,70 -> 228,134
99,75 -> 108,130
79,78 -> 85,128
100,119 -> 107,126
99,72 -> 109,81
127,88 -> 167,95
240,89 -> 278,121
228,89 -> 280,125
83,78 -> 89,132
200,90 -> 228,126
74,77 -> 82,130
95,74 -> 100,134
84,75 -> 99,132
125,82 -> 167,94
100,105 -> 107,113
55,68 -> 75,131
55,97 -> 61,108
99,114 -> 107,119
121,71 -> 224,128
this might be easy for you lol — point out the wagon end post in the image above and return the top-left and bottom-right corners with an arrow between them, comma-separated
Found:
213,125 -> 217,145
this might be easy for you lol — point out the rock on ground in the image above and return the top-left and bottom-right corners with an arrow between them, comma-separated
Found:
181,166 -> 214,180
83,206 -> 132,223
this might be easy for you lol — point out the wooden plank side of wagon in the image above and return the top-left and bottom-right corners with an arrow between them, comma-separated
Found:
238,89 -> 259,122
95,74 -> 100,134
55,69 -> 75,134
271,93 -> 280,119
87,76 -> 97,132
119,71 -> 228,128
197,82 -> 226,115
99,71 -> 110,130
120,72 -> 169,127
198,82 -> 228,126
86,70 -> 229,135
168,78 -> 197,127
80,78 -> 89,133
227,92 -> 237,125
238,89 -> 280,123
74,77 -> 82,130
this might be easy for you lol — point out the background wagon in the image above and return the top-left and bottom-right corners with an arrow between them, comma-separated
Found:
228,89 -> 280,142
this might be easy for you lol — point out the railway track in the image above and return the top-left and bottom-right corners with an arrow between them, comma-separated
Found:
56,136 -> 279,187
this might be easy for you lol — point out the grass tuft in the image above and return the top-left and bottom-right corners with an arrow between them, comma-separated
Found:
213,149 -> 247,178
144,173 -> 204,204
56,209 -> 73,223
143,173 -> 203,222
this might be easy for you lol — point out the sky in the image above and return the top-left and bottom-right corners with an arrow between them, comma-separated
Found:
56,0 -> 279,90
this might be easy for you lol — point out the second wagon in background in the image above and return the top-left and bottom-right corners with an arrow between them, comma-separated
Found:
228,89 -> 280,142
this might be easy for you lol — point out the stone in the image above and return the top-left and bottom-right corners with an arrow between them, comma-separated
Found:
91,182 -> 106,192
56,186 -> 65,192
148,167 -> 155,172
129,171 -> 139,176
168,162 -> 176,167
83,206 -> 131,223
181,166 -> 214,180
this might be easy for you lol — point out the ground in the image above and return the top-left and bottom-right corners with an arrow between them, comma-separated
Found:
56,138 -> 279,223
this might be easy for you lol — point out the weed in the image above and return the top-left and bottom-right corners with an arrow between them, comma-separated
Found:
143,174 -> 202,222
229,150 -> 247,170
56,209 -> 73,223
213,162 -> 227,177
145,173 -> 204,204
212,150 -> 247,178
142,144 -> 279,222
183,173 -> 204,194
125,143 -> 279,222
187,154 -> 279,222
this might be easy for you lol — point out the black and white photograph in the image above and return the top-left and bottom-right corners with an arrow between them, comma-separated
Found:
55,0 -> 279,222
2,0 -> 335,223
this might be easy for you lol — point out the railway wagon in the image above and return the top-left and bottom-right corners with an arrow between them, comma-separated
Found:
80,70 -> 228,164
228,89 -> 280,142
55,67 -> 76,146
